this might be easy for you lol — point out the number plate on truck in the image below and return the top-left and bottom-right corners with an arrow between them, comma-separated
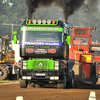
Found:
36,73 -> 45,76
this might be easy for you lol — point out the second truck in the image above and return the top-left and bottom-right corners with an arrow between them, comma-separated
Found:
13,19 -> 75,89
69,26 -> 100,85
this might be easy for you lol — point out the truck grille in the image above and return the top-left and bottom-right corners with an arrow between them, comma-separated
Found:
33,61 -> 48,70
27,59 -> 54,70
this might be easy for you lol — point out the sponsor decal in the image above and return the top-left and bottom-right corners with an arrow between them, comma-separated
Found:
35,49 -> 47,54
25,48 -> 56,54
21,41 -> 62,46
21,27 -> 63,32
81,55 -> 92,62
48,49 -> 56,54
26,48 -> 34,53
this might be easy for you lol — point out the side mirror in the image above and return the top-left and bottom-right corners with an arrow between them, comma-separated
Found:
66,36 -> 70,45
13,31 -> 17,44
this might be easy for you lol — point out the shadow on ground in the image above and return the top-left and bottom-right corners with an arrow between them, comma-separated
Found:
74,81 -> 100,89
7,74 -> 17,80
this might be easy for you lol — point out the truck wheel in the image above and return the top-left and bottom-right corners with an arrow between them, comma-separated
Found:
57,83 -> 64,89
57,70 -> 67,89
71,71 -> 75,88
64,71 -> 67,88
19,78 -> 28,88
67,71 -> 74,88
0,66 -> 8,80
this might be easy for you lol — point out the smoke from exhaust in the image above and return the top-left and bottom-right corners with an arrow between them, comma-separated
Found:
85,0 -> 99,7
25,0 -> 85,21
25,0 -> 99,21
84,0 -> 99,12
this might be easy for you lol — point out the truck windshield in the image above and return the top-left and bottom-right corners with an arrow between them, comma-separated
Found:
73,37 -> 89,45
21,31 -> 62,42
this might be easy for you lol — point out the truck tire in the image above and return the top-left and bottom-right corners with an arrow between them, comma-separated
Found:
57,83 -> 64,89
67,71 -> 74,88
71,71 -> 75,88
19,78 -> 28,88
64,70 -> 67,88
0,66 -> 8,80
90,64 -> 96,85
57,70 -> 67,89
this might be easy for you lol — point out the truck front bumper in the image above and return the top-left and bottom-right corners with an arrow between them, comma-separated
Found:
20,70 -> 63,82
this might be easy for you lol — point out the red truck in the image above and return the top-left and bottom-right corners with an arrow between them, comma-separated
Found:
69,26 -> 100,84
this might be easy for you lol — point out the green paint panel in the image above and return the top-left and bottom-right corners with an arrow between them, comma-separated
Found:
42,46 -> 50,48
13,31 -> 17,35
13,35 -> 17,44
49,60 -> 54,69
21,27 -> 23,31
27,59 -> 54,70
21,27 -> 63,32
66,36 -> 71,45
26,46 -> 34,48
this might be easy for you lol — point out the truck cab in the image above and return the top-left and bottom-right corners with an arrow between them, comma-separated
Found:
69,27 -> 92,60
14,19 -> 75,88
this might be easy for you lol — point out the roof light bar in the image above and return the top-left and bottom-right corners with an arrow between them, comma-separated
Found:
91,26 -> 96,30
52,20 -> 56,24
37,19 -> 41,24
28,20 -> 32,24
47,20 -> 51,24
32,19 -> 36,24
26,19 -> 58,26
70,25 -> 73,29
42,19 -> 46,24
94,26 -> 96,30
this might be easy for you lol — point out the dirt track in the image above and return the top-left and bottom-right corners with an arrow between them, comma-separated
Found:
0,82 -> 100,100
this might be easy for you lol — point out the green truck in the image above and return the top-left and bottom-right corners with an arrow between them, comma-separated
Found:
13,19 -> 75,89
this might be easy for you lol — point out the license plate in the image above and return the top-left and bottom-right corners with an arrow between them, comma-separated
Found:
35,73 -> 45,76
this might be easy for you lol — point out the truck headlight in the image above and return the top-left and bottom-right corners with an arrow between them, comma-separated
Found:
55,61 -> 59,70
23,66 -> 27,69
23,60 -> 27,63
23,63 -> 27,66
23,60 -> 27,69
42,19 -> 46,24
32,19 -> 36,24
47,19 -> 51,24
37,19 -> 41,24
55,61 -> 59,67
55,67 -> 59,70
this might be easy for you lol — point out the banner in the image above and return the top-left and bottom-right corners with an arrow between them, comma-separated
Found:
20,41 -> 62,46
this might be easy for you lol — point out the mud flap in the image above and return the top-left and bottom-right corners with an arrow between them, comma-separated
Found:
66,59 -> 75,88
